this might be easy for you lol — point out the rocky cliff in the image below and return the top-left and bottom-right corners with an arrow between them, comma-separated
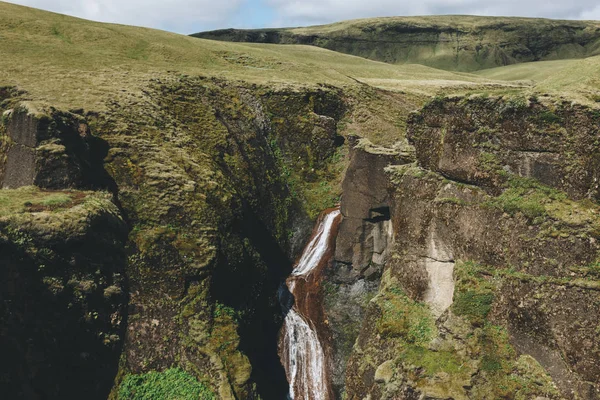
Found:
193,16 -> 600,72
330,96 -> 600,400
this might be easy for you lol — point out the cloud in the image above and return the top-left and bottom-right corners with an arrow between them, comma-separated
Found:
6,0 -> 246,33
265,0 -> 600,27
581,5 -> 600,21
5,0 -> 600,34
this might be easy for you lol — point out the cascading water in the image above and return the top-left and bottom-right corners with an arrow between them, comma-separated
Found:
279,208 -> 341,400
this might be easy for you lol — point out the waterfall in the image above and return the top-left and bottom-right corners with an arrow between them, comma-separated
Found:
280,208 -> 341,400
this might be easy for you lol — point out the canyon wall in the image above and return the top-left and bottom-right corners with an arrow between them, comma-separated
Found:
333,96 -> 600,399
1,79 -> 348,399
3,79 -> 600,400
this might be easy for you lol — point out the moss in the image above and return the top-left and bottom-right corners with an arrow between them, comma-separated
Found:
401,346 -> 465,376
0,186 -> 92,216
375,287 -> 436,345
484,176 -> 566,220
453,291 -> 494,321
471,326 -> 560,400
118,368 -> 215,400
453,260 -> 497,324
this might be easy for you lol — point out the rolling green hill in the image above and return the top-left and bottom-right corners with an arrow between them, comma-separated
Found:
0,1 -> 506,111
193,15 -> 600,72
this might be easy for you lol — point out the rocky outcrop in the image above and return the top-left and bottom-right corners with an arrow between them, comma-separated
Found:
0,105 -> 113,190
193,16 -> 600,72
323,137 -> 413,397
409,96 -> 600,200
0,189 -> 128,399
341,97 -> 600,400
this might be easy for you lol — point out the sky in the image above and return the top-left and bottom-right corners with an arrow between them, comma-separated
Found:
5,0 -> 600,34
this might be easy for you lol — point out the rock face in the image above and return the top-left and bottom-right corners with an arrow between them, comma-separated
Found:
192,16 -> 600,71
0,190 -> 128,399
1,105 -> 112,190
341,97 -> 600,400
323,137 -> 414,397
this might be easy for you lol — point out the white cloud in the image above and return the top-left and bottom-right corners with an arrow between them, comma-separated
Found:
5,0 -> 600,34
266,0 -> 600,27
6,0 -> 246,33
581,5 -> 600,21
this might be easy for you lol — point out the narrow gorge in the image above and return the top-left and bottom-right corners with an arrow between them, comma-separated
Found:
1,4 -> 600,399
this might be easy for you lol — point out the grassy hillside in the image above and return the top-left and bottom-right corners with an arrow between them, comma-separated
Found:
193,15 -> 600,72
0,1 -> 508,111
476,55 -> 600,104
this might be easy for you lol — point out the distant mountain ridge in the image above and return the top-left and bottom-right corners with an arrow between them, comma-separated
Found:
192,15 -> 600,71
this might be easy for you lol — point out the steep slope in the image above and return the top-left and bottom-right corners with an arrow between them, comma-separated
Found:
193,16 -> 600,72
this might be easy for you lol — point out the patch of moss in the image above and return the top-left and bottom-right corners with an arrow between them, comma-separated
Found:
453,291 -> 495,321
118,368 -> 215,400
376,287 -> 436,345
452,261 -> 497,324
471,325 -> 560,400
401,346 -> 465,376
485,176 -> 566,220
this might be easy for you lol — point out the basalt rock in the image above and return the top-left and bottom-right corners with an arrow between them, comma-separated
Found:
0,105 -> 113,191
342,97 -> 600,400
0,191 -> 128,399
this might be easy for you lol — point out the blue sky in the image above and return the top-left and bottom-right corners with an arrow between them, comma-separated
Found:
6,0 -> 600,34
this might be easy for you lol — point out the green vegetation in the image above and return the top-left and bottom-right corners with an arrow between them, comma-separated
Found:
376,286 -> 436,345
195,16 -> 600,73
452,261 -> 497,325
485,176 -> 566,220
401,346 -> 465,376
0,186 -> 87,216
471,326 -> 560,400
0,2 -> 501,112
453,291 -> 494,320
118,368 -> 215,400
476,56 -> 600,106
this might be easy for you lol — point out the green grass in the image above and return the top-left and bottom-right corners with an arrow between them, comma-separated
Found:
476,56 -> 600,106
0,2 -> 503,112
485,176 -> 567,220
0,186 -> 81,217
118,368 -> 215,400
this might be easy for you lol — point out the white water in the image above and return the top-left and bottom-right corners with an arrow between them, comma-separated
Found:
282,209 -> 340,400
292,211 -> 341,277
283,309 -> 327,400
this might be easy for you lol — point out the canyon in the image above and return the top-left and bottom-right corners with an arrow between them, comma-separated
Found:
1,2 -> 600,399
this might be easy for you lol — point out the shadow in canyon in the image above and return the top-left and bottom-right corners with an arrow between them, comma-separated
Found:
210,203 -> 294,399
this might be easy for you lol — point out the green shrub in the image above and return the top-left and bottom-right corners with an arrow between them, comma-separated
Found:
118,368 -> 215,400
